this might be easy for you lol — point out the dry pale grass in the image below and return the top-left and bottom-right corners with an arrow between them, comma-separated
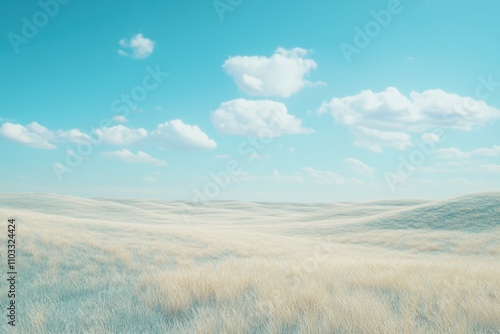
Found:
0,193 -> 499,333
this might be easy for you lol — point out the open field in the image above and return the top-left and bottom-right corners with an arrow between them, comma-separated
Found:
0,192 -> 499,333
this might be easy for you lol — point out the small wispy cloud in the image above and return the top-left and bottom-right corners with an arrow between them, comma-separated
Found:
118,33 -> 155,59
436,145 -> 500,160
303,167 -> 345,185
112,115 -> 128,123
345,158 -> 375,177
143,176 -> 158,182
214,154 -> 231,159
102,149 -> 167,167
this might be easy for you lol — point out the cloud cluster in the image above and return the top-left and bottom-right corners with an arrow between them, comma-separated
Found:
211,99 -> 313,137
0,120 -> 216,151
318,87 -> 500,152
0,122 -> 90,149
95,125 -> 148,146
319,87 -> 500,131
118,33 -> 155,59
223,47 -> 318,97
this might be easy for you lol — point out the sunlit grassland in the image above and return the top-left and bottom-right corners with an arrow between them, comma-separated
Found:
0,193 -> 499,333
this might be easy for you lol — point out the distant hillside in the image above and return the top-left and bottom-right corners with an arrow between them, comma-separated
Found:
363,192 -> 500,232
0,192 -> 499,233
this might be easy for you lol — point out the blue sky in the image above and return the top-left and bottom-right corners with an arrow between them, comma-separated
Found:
1,0 -> 499,202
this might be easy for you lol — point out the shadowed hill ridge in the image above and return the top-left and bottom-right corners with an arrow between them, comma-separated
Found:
362,192 -> 500,232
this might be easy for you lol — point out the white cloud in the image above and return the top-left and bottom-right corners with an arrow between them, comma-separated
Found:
316,86 -> 500,152
0,122 -> 91,149
303,167 -> 345,185
94,125 -> 147,146
143,176 -> 158,182
112,115 -> 128,123
472,145 -> 500,157
0,122 -> 55,149
318,87 -> 500,132
272,170 -> 304,182
247,152 -> 261,161
448,160 -> 500,173
118,33 -> 155,59
102,149 -> 167,167
223,47 -> 318,97
436,145 -> 500,160
435,148 -> 470,160
211,99 -> 313,137
477,163 -> 500,173
353,127 -> 413,152
345,158 -> 375,176
54,129 -> 91,144
150,119 -> 217,150
421,132 -> 440,143
1,120 -> 216,152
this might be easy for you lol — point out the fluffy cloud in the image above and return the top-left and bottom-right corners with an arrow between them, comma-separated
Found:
318,87 -> 500,152
102,149 -> 167,167
118,33 -> 155,59
0,122 -> 55,149
94,125 -> 148,146
303,167 -> 345,185
211,99 -> 313,137
96,121 -> 216,150
150,119 -> 217,150
0,122 -> 91,149
223,47 -> 318,97
353,127 -> 413,152
345,158 -> 375,176
318,87 -> 500,132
